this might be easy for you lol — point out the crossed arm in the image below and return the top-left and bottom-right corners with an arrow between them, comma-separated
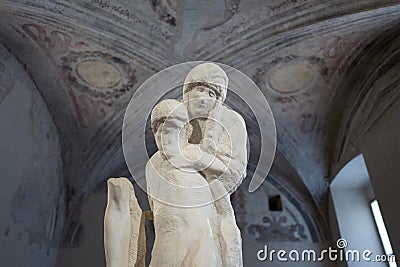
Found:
171,109 -> 248,192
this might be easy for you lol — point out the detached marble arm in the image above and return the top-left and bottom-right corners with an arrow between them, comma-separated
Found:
104,178 -> 144,267
104,178 -> 132,267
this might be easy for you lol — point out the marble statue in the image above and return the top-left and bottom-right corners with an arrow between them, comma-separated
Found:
147,99 -> 219,266
179,63 -> 248,267
104,63 -> 248,267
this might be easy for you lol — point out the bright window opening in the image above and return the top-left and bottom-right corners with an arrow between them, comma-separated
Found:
371,199 -> 397,267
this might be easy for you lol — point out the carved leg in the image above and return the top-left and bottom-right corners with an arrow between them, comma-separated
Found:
129,186 -> 146,267
220,214 -> 243,267
209,180 -> 243,267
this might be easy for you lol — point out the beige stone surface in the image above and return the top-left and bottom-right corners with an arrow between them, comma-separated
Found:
145,63 -> 248,266
104,178 -> 144,267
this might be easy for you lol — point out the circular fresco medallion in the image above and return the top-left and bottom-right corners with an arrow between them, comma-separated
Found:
76,60 -> 121,89
269,63 -> 316,93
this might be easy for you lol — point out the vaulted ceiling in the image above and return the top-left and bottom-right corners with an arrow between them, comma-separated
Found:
1,0 -> 400,254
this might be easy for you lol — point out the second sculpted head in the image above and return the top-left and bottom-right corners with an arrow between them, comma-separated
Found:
182,63 -> 228,118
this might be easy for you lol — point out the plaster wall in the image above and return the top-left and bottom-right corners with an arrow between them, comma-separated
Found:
0,44 -> 64,266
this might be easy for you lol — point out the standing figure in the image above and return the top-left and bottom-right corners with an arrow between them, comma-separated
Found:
180,63 -> 248,267
104,63 -> 248,267
146,99 -> 219,267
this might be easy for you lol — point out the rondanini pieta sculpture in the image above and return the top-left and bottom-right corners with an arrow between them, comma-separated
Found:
104,63 -> 248,267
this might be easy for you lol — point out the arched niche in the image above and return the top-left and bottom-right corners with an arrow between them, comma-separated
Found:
329,154 -> 391,267
0,43 -> 64,266
328,24 -> 400,262
232,149 -> 330,266
327,24 -> 400,172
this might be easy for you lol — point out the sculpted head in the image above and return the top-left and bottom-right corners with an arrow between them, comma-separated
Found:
151,99 -> 191,156
183,63 -> 228,118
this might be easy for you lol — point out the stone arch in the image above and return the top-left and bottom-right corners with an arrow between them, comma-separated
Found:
326,24 -> 400,173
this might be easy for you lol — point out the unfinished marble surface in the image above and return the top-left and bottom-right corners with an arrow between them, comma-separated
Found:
104,177 -> 145,267
147,99 -> 218,267
104,64 -> 248,266
144,63 -> 247,267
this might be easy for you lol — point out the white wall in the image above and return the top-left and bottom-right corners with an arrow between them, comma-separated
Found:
330,153 -> 397,267
0,44 -> 64,266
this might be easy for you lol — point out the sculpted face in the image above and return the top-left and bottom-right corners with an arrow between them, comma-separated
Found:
155,116 -> 187,157
151,99 -> 190,157
186,83 -> 218,118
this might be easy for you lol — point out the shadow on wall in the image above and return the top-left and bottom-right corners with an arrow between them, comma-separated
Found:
328,25 -> 400,262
